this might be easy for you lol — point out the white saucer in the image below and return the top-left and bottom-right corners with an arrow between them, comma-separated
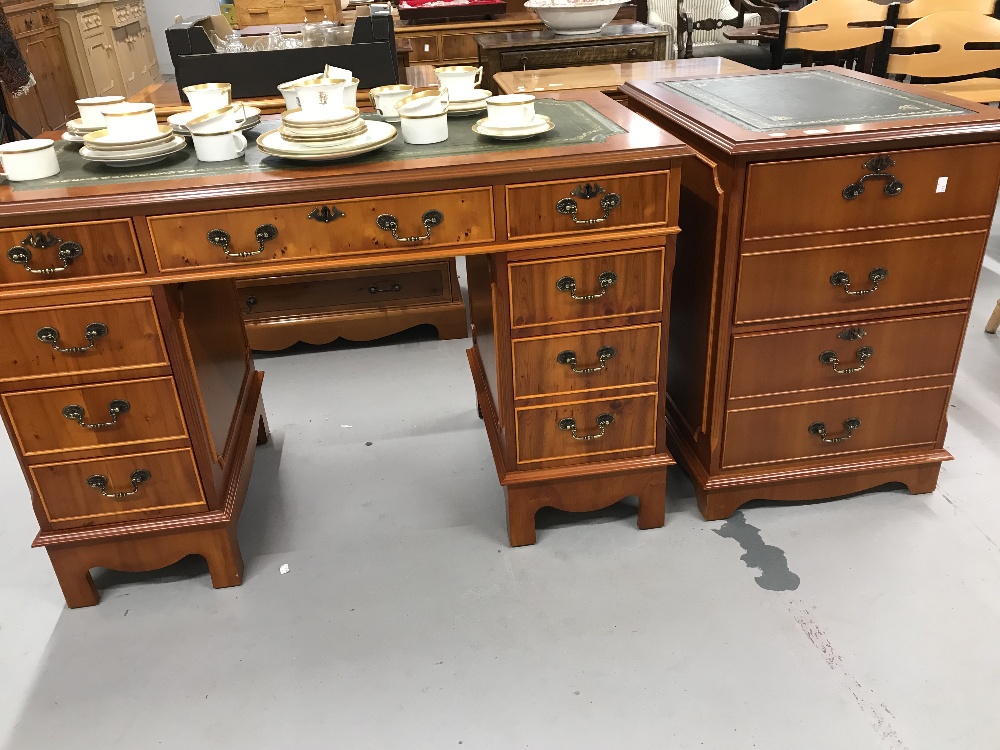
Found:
81,135 -> 187,160
446,88 -> 491,104
472,114 -> 553,139
168,106 -> 262,131
66,118 -> 104,133
79,136 -> 187,167
257,120 -> 396,161
283,106 -> 359,127
447,100 -> 488,116
84,124 -> 174,148
61,131 -> 86,144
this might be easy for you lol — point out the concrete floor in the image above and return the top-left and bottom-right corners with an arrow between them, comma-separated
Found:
1,234 -> 999,749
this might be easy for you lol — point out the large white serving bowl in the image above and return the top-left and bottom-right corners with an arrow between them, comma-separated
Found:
524,0 -> 626,35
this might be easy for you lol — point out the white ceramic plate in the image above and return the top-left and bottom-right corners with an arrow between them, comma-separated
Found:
167,106 -> 262,130
61,131 -> 86,144
472,115 -> 554,139
257,120 -> 396,161
83,124 -> 174,148
283,106 -> 360,127
446,88 -> 491,104
447,101 -> 488,116
65,118 -> 103,133
79,137 -> 188,167
172,117 -> 262,136
80,135 -> 187,161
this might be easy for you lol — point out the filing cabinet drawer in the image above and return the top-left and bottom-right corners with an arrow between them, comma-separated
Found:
3,377 -> 188,458
498,41 -> 658,72
238,261 -> 452,319
31,448 -> 207,529
721,387 -> 950,468
728,313 -> 967,399
506,171 -> 670,239
742,144 -> 1000,241
508,247 -> 663,329
148,188 -> 495,271
512,323 -> 660,398
0,297 -> 169,386
515,393 -> 657,466
0,220 -> 143,288
734,232 -> 985,323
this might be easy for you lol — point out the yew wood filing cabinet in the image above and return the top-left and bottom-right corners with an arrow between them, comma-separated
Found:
623,69 -> 1000,520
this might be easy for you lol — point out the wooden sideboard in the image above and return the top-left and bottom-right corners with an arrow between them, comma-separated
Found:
622,68 -> 1000,521
53,0 -> 158,99
1,0 -> 78,134
396,12 -> 542,66
0,93 -> 689,607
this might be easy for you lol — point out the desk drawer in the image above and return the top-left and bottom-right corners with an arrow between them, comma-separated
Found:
31,448 -> 207,529
0,297 -> 169,386
509,247 -> 663,329
515,393 -> 657,466
4,377 -> 188,458
238,261 -> 452,319
728,313 -> 967,400
721,387 -> 950,468
506,171 -> 670,240
734,232 -> 984,324
8,9 -> 41,35
742,144 -> 1000,241
149,188 -> 494,271
0,220 -> 143,288
499,41 -> 657,72
513,323 -> 660,398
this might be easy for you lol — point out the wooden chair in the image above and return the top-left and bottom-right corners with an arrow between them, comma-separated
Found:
988,299 -> 1000,334
878,11 -> 1000,103
897,0 -> 999,24
769,0 -> 900,71
676,0 -> 773,69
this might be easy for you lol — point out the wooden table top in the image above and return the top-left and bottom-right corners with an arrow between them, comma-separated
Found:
494,58 -> 755,96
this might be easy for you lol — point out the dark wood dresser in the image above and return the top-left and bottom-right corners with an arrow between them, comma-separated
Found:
622,69 -> 1000,520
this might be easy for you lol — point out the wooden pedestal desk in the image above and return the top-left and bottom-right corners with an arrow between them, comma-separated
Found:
0,93 -> 690,607
622,68 -> 1000,521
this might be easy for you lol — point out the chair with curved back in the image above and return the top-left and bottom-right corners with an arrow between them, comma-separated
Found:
768,0 -> 900,71
675,0 -> 772,69
878,11 -> 1000,103
897,0 -> 998,24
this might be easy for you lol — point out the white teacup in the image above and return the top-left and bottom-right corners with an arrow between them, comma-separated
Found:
278,74 -> 321,110
397,88 -> 449,117
485,94 -> 535,129
192,130 -> 248,162
435,65 -> 483,96
0,138 -> 59,181
399,111 -> 448,145
343,77 -> 359,107
183,83 -> 232,115
187,105 -> 245,135
369,84 -> 414,120
294,77 -> 348,115
99,102 -> 160,140
76,96 -> 125,128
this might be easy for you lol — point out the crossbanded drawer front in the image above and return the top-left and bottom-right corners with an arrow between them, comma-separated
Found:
238,262 -> 452,319
499,41 -> 658,72
515,393 -> 657,465
512,324 -> 660,398
31,448 -> 207,529
743,144 -> 1000,241
721,387 -> 950,468
509,247 -> 663,328
0,219 -> 143,288
734,232 -> 985,324
3,377 -> 188,457
505,171 -> 670,240
0,298 -> 169,386
148,188 -> 494,271
728,313 -> 967,399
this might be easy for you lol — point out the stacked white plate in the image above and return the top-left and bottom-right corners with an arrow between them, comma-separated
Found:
168,106 -> 262,135
61,118 -> 103,144
257,106 -> 397,161
472,114 -> 554,140
79,124 -> 187,167
446,88 -> 491,116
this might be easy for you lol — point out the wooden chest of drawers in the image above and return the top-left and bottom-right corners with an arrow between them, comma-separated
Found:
623,68 -> 1000,520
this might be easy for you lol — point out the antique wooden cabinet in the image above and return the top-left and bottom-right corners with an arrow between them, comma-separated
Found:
0,93 -> 689,606
395,14 -> 543,66
623,68 -> 1000,520
1,0 -> 78,134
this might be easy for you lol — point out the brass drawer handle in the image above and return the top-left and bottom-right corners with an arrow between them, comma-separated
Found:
369,283 -> 401,294
558,413 -> 614,441
376,210 -> 443,243
842,155 -> 904,200
556,345 -> 616,374
555,192 -> 621,225
7,232 -> 83,275
830,267 -> 887,296
556,271 -> 617,300
62,399 -> 130,430
308,205 -> 345,223
808,418 -> 861,444
36,322 -> 108,353
86,469 -> 151,499
819,346 -> 873,375
206,224 -> 278,259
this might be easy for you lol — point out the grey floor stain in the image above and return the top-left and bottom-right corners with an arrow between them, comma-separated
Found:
715,512 -> 801,591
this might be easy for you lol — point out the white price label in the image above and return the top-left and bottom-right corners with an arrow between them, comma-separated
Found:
936,177 -> 948,193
